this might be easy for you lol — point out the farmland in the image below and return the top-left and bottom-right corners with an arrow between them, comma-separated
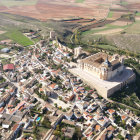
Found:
136,12 -> 140,16
107,11 -> 114,18
124,20 -> 140,34
96,44 -> 117,50
0,29 -> 34,46
81,23 -> 130,36
0,0 -> 37,7
75,0 -> 85,3
5,30 -> 34,46
0,0 -> 140,53
0,0 -> 116,21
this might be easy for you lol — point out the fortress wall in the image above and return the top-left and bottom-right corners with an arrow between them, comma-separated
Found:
69,67 -> 136,99
107,84 -> 122,98
107,65 -> 124,80
126,73 -> 136,84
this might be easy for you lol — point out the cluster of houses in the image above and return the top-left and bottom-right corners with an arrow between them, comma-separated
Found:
0,31 -> 139,140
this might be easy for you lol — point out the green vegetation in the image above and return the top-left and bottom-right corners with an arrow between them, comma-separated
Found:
0,34 -> 9,41
1,58 -> 11,64
41,116 -> 51,129
110,58 -> 140,116
107,11 -> 114,18
3,30 -> 34,46
97,44 -> 117,50
33,120 -> 49,139
136,12 -> 140,16
0,45 -> 5,49
75,0 -> 85,3
0,0 -> 37,7
120,1 -> 128,6
0,77 -> 6,84
82,24 -> 130,36
53,122 -> 82,140
117,134 -> 124,140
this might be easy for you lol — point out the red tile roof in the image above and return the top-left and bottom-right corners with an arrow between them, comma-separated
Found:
3,64 -> 14,71
49,83 -> 56,89
95,125 -> 101,131
108,109 -> 115,114
12,124 -> 19,131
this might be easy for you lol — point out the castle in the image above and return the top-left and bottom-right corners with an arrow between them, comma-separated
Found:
78,53 -> 124,81
69,52 -> 136,98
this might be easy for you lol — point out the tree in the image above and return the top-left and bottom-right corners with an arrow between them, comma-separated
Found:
53,130 -> 61,136
73,127 -> 82,140
41,116 -> 51,129
54,103 -> 58,108
56,125 -> 60,131
82,137 -> 87,140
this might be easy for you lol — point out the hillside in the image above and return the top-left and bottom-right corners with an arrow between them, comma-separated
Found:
0,0 -> 140,53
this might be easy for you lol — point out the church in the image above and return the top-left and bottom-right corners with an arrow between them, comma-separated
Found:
78,52 -> 124,81
69,52 -> 136,98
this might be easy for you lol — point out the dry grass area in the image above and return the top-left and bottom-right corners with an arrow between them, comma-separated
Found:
106,34 -> 140,52
94,28 -> 123,35
135,17 -> 140,21
111,21 -> 132,26
107,11 -> 129,20
0,30 -> 6,34
122,0 -> 140,11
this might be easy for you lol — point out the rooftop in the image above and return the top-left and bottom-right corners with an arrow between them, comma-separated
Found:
80,52 -> 120,68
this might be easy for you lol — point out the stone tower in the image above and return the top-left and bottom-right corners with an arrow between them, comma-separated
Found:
74,46 -> 82,58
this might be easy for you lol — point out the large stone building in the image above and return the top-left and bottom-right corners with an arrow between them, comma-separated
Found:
78,53 -> 124,81
70,52 -> 136,98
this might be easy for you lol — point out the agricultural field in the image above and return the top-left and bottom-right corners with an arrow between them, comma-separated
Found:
124,20 -> 140,34
0,45 -> 5,49
80,18 -> 140,53
0,0 -> 37,7
0,29 -> 34,46
110,21 -> 133,26
0,0 -> 118,21
105,34 -> 140,52
107,11 -> 114,18
5,30 -> 34,46
96,44 -> 117,50
75,0 -> 85,3
81,23 -> 130,36
136,12 -> 140,16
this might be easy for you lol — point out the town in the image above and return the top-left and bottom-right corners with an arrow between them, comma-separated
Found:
0,30 -> 140,140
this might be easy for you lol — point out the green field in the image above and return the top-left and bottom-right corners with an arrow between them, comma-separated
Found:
120,1 -> 128,6
2,30 -> 34,46
75,0 -> 85,3
0,0 -> 37,7
82,22 -> 133,36
107,11 -> 114,18
136,12 -> 140,16
97,44 -> 117,50
0,45 -> 5,49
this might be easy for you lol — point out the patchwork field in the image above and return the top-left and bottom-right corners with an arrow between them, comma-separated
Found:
0,29 -> 34,46
94,28 -> 123,35
110,21 -> 133,26
0,0 -> 37,7
0,0 -> 117,21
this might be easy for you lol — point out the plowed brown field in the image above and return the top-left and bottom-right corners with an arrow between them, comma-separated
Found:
0,0 -> 113,21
